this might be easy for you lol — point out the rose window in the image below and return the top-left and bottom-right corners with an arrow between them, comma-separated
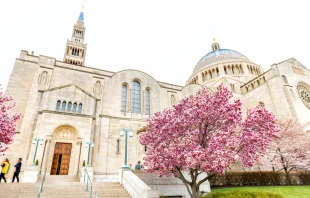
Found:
297,83 -> 310,109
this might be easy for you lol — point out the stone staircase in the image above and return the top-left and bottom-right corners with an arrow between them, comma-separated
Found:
0,175 -> 131,198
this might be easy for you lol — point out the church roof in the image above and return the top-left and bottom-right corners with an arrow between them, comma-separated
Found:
193,48 -> 248,73
78,12 -> 84,22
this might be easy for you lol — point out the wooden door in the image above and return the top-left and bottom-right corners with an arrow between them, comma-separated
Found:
50,143 -> 72,175
60,154 -> 70,175
51,154 -> 59,175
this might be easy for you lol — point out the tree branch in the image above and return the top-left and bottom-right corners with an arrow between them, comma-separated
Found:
176,168 -> 192,185
197,172 -> 215,187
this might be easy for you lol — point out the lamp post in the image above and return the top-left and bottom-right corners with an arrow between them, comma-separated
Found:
31,138 -> 44,166
85,142 -> 94,167
120,127 -> 133,169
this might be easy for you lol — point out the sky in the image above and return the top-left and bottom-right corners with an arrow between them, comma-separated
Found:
1,0 -> 310,91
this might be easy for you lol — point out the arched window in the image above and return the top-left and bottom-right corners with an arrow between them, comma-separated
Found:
67,102 -> 72,112
116,139 -> 120,153
282,75 -> 289,84
73,103 -> 77,112
78,103 -> 82,113
61,101 -> 66,111
121,85 -> 127,111
132,81 -> 141,113
216,68 -> 220,77
145,89 -> 150,115
56,100 -> 61,110
232,66 -> 235,74
224,67 -> 227,75
209,71 -> 212,79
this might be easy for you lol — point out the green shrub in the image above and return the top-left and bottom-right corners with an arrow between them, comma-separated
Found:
210,172 -> 286,187
35,159 -> 39,166
298,172 -> 310,185
82,160 -> 86,167
203,190 -> 284,198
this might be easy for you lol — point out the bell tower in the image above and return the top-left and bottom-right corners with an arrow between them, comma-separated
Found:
63,6 -> 87,66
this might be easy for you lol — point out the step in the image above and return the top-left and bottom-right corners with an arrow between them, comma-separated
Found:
0,179 -> 131,198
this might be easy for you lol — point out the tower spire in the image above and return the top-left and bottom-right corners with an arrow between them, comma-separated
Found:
78,5 -> 84,22
63,6 -> 87,66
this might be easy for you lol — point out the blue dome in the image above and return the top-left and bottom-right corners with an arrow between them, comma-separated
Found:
193,49 -> 248,73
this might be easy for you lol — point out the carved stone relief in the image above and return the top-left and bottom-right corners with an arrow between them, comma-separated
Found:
44,113 -> 90,123
38,71 -> 50,85
171,94 -> 176,105
93,81 -> 102,94
54,128 -> 77,140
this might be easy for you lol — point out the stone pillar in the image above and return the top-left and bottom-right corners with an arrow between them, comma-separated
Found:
242,62 -> 250,75
74,141 -> 82,175
41,136 -> 52,174
218,64 -> 224,76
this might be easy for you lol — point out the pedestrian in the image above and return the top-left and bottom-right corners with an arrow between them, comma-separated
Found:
0,158 -> 10,183
12,158 -> 22,183
135,161 -> 141,170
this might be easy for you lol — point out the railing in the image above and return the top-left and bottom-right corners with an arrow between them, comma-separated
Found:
83,169 -> 98,198
37,168 -> 47,198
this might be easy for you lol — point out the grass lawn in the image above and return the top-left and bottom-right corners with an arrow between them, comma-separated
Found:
211,186 -> 310,198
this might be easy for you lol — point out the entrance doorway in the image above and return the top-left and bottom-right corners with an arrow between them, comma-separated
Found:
51,143 -> 72,175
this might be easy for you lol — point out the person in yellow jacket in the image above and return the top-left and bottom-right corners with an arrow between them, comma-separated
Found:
0,158 -> 10,183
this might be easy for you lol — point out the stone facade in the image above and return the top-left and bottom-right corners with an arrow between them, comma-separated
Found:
2,10 -> 310,181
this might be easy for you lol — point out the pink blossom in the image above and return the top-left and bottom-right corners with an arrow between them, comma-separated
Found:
140,84 -> 279,198
0,85 -> 21,155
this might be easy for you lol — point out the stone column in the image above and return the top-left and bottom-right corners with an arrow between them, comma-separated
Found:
73,141 -> 82,175
41,135 -> 52,174
218,64 -> 224,76
242,62 -> 250,75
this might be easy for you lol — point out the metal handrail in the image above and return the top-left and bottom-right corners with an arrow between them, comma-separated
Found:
37,168 -> 47,198
84,169 -> 98,198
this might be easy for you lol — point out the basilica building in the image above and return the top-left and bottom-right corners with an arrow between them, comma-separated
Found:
3,9 -> 310,180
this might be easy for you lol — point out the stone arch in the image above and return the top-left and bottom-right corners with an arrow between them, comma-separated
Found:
53,125 -> 78,140
47,125 -> 80,176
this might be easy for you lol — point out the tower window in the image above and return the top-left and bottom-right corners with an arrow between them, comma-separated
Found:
132,81 -> 141,113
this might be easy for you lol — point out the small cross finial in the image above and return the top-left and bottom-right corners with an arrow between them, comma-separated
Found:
212,31 -> 216,43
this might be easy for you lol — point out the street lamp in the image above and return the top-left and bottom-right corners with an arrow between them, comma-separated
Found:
31,138 -> 44,166
120,127 -> 133,169
85,142 -> 94,167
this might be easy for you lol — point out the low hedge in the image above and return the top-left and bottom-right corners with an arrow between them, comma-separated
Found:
203,190 -> 284,198
209,171 -> 310,186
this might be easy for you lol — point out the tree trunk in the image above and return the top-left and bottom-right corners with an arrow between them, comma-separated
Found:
190,183 -> 200,198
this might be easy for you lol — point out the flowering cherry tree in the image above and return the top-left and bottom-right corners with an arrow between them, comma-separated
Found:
0,85 -> 21,155
140,85 -> 279,198
265,119 -> 310,173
